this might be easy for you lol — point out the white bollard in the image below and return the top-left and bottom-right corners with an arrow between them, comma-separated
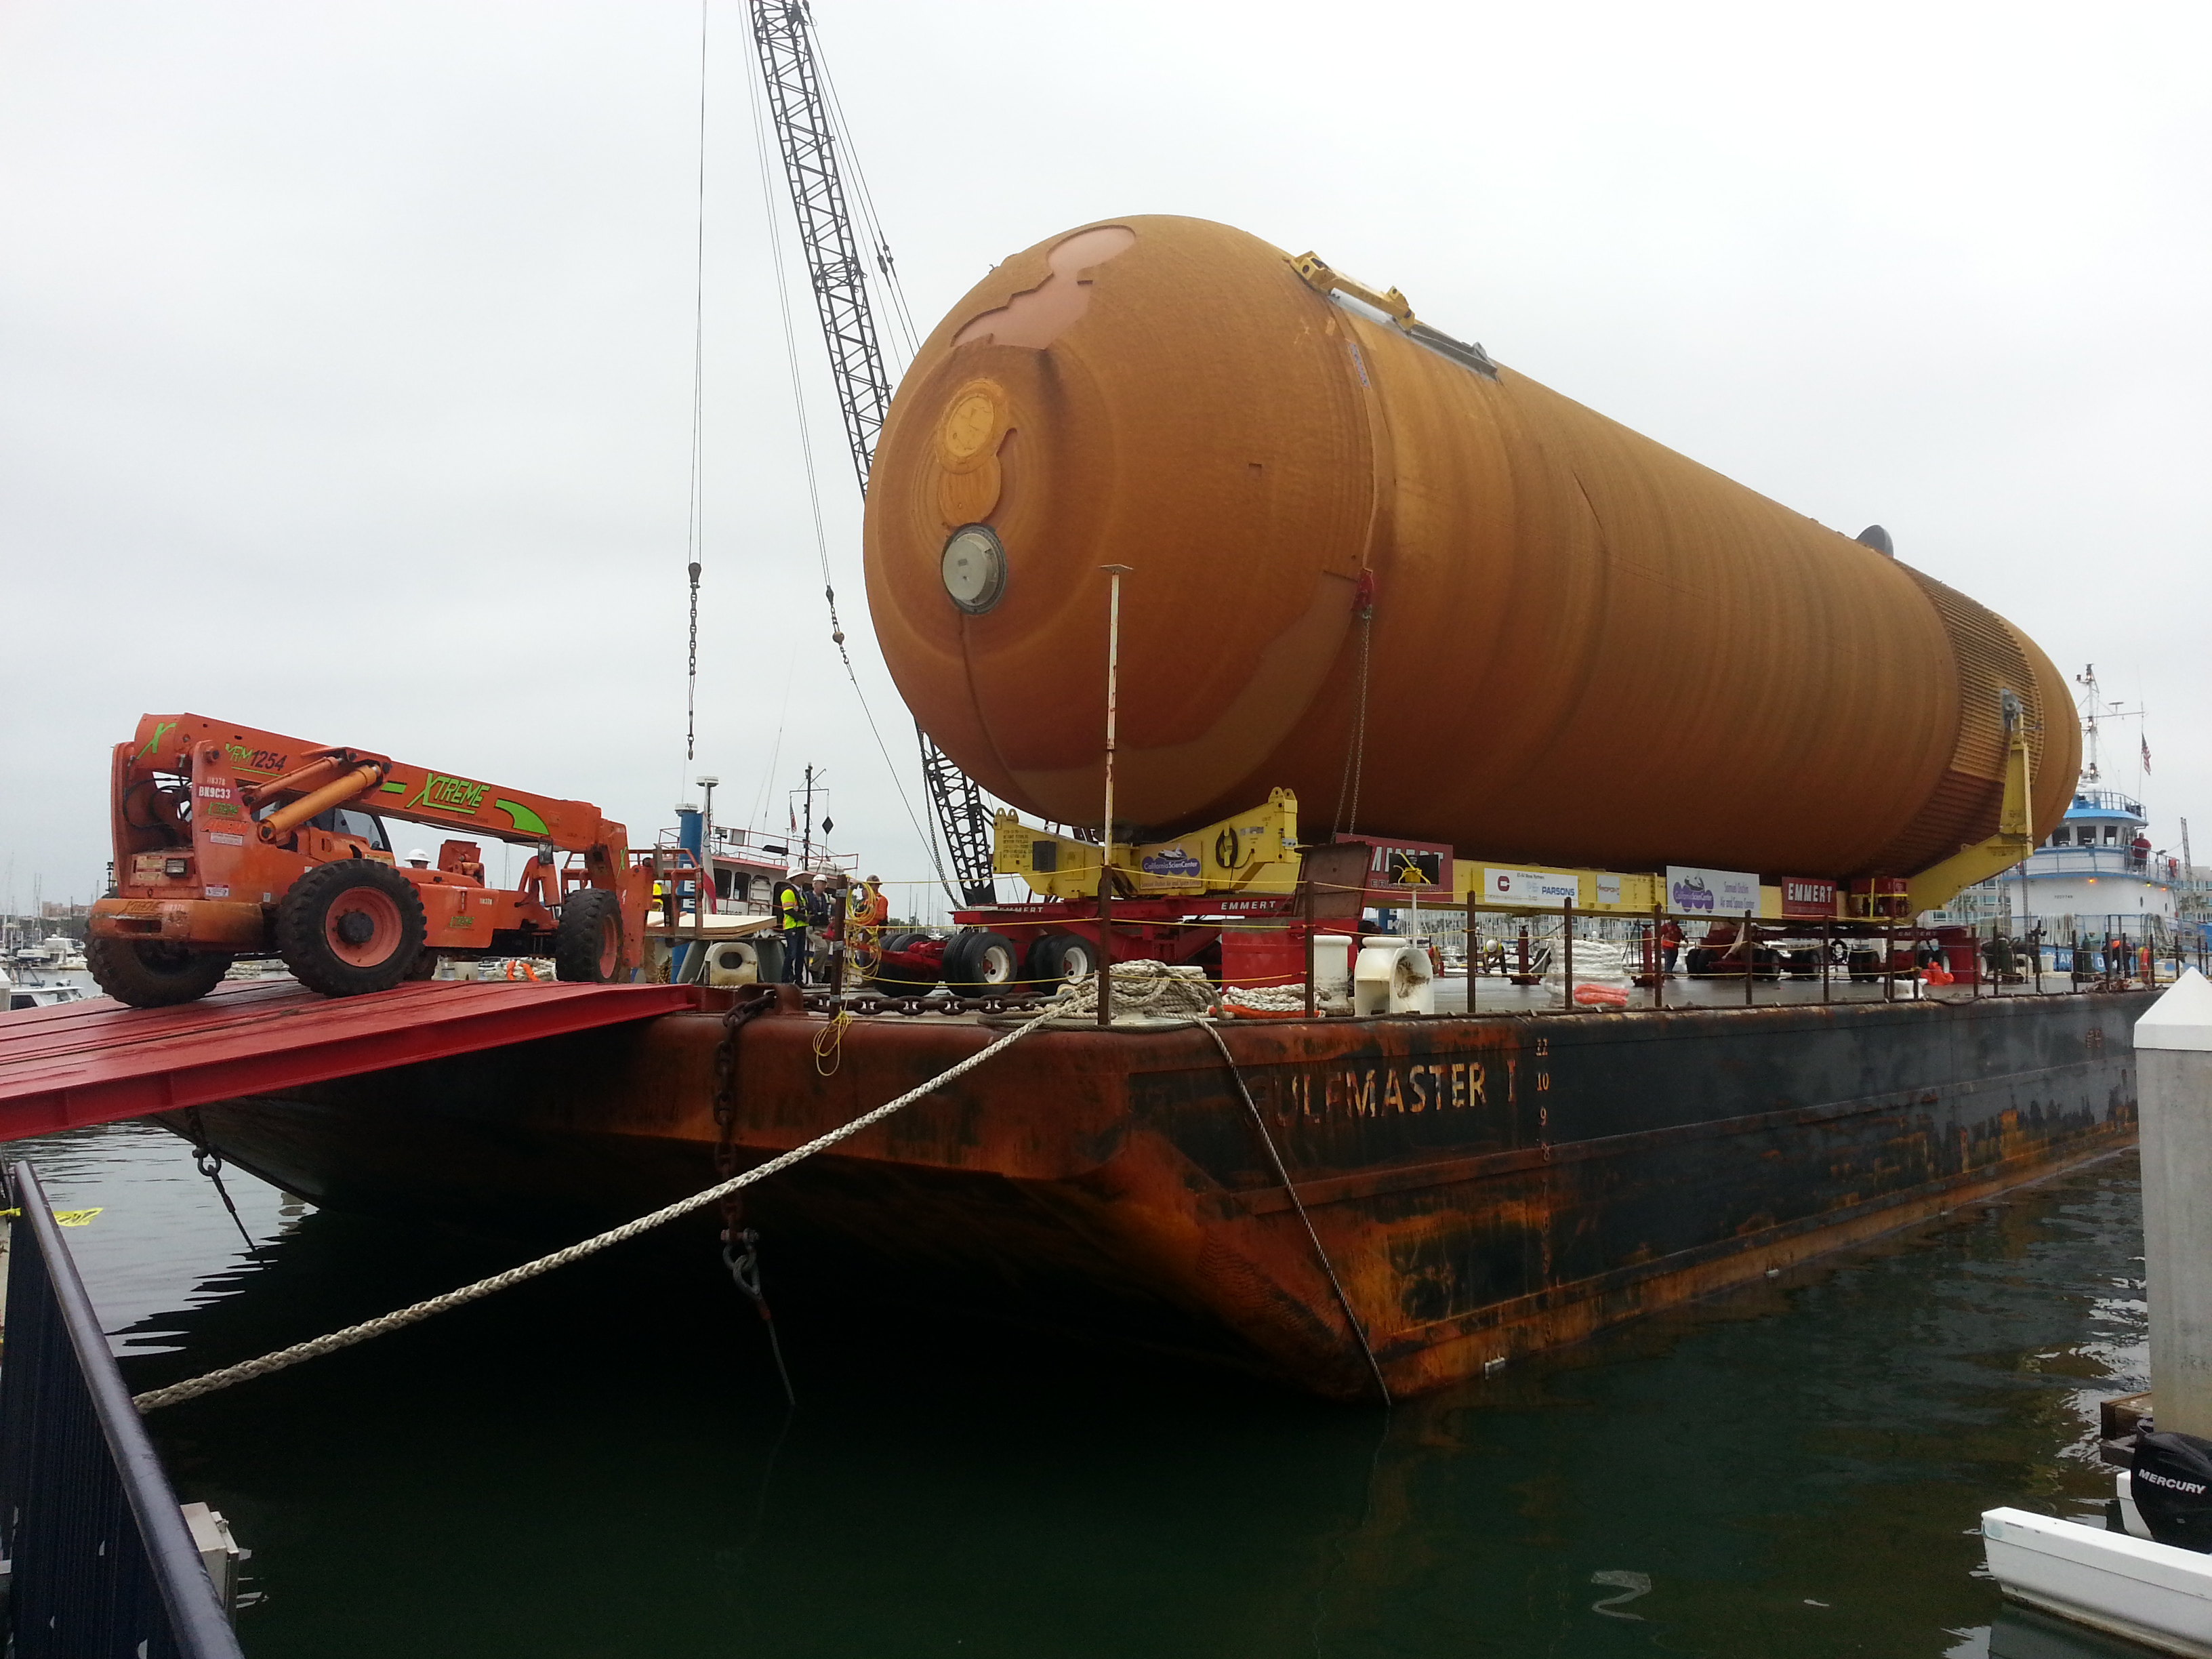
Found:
1353,937 -> 1435,1017
2137,968 -> 2212,1439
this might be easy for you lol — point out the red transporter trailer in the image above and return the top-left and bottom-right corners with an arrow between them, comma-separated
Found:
861,794 -> 1441,995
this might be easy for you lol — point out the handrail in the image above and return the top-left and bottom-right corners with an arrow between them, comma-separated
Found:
0,1164 -> 243,1659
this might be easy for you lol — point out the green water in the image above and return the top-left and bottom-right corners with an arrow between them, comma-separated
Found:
13,1122 -> 2158,1657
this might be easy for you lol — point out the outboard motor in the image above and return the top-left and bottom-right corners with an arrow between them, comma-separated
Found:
2131,1430 -> 2212,1551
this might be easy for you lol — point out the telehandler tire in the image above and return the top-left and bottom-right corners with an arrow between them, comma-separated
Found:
85,936 -> 233,1008
555,888 -> 624,983
276,860 -> 427,997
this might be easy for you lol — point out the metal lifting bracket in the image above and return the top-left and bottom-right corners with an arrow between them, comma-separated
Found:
1905,689 -> 2040,916
1288,251 -> 1500,379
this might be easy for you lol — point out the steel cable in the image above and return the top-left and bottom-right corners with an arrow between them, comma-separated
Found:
682,0 -> 709,768
1198,1022 -> 1391,1406
739,35 -> 954,905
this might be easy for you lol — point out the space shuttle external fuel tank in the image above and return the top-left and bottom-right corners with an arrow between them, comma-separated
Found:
861,216 -> 2076,880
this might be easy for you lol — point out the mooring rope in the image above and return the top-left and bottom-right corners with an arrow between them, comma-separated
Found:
133,965 -> 1382,1414
133,986 -> 1096,1413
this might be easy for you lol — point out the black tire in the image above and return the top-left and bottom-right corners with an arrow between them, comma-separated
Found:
555,888 -> 625,983
276,860 -> 427,998
943,928 -> 1021,994
85,935 -> 232,1008
1025,931 -> 1097,989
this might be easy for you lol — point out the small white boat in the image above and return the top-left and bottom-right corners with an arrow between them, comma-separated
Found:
4,969 -> 91,1013
1982,1507 -> 2212,1656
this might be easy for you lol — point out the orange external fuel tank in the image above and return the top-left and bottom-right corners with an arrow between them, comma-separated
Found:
861,216 -> 2077,878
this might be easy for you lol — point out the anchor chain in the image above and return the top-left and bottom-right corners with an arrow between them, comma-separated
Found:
712,989 -> 794,1404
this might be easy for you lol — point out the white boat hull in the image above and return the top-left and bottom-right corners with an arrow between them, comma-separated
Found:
1983,1507 -> 2212,1656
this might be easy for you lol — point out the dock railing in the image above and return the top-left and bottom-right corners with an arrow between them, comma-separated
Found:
0,1162 -> 245,1659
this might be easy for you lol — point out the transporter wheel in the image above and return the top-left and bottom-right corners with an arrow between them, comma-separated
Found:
1025,931 -> 1097,989
276,860 -> 427,998
85,936 -> 233,1008
555,888 -> 625,983
943,928 -> 1021,994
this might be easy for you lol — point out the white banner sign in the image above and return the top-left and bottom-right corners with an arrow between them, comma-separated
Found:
1484,867 -> 1579,906
1665,865 -> 1759,916
1593,874 -> 1622,907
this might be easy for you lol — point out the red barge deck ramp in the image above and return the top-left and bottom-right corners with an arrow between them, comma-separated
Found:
0,980 -> 701,1141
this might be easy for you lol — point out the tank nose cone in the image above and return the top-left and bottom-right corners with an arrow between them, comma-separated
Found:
863,216 -> 1378,831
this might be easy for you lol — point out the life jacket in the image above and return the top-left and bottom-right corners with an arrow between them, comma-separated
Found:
776,882 -> 807,929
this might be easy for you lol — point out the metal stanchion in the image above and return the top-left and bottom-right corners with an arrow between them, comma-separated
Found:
1469,887 -> 1480,1017
1562,898 -> 1574,1012
1822,918 -> 1832,1004
1303,876 -> 1317,1021
1095,562 -> 1131,1028
1652,903 -> 1665,1010
1097,865 -> 1113,1029
1744,910 -> 1755,1006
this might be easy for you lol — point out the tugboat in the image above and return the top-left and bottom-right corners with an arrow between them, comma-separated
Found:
1959,666 -> 2180,976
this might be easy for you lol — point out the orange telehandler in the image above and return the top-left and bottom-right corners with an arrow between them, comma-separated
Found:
87,713 -> 659,1007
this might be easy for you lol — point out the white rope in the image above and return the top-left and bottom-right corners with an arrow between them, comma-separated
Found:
134,987 -> 1094,1413
1221,983 -> 1354,1016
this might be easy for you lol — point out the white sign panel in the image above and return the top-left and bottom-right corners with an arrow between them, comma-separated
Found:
1593,874 -> 1623,907
1665,865 -> 1759,916
1484,867 -> 1579,906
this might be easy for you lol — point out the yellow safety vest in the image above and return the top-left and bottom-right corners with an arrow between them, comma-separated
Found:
778,886 -> 806,929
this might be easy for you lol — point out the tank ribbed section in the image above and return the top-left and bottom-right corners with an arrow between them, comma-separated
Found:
1864,568 -> 2040,874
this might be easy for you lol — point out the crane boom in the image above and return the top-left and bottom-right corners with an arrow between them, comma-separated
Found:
748,0 -> 997,906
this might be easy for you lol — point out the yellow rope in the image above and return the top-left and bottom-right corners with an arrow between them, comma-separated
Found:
812,1006 -> 853,1076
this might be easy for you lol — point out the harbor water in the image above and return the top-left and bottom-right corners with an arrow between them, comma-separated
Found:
12,1118 -> 2158,1658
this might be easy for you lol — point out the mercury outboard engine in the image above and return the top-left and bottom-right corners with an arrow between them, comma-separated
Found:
2131,1430 -> 2212,1552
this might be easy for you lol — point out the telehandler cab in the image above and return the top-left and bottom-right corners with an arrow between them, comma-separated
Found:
87,714 -> 657,1007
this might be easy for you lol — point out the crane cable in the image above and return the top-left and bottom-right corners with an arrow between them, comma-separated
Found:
741,26 -> 956,907
682,0 -> 710,767
805,9 -> 922,366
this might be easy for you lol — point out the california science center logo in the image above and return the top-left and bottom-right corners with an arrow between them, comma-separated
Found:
1671,875 -> 1715,912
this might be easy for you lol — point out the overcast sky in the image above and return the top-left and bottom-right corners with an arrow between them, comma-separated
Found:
3,0 -> 2207,921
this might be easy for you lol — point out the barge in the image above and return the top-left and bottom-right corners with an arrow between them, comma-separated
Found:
183,983 -> 2144,1400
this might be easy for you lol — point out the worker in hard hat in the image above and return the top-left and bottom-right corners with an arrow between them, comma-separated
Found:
806,874 -> 834,982
775,876 -> 810,985
405,848 -> 431,869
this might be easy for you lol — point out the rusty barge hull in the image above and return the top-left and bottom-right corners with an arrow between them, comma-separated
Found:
183,990 -> 2145,1400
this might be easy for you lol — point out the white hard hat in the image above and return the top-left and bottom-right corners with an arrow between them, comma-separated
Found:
407,848 -> 430,863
